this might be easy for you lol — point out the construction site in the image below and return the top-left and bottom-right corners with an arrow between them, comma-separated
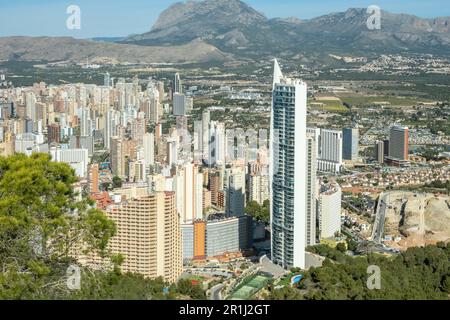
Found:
381,191 -> 450,249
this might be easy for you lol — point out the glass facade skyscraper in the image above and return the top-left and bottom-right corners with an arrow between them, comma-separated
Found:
389,125 -> 409,161
343,127 -> 359,161
270,60 -> 308,269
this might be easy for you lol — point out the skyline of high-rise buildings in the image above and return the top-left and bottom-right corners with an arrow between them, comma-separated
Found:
0,62 -> 372,280
0,53 -> 446,306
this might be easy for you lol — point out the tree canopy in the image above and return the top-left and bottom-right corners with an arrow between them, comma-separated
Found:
245,200 -> 270,224
0,153 -> 206,300
267,243 -> 450,300
0,153 -> 116,299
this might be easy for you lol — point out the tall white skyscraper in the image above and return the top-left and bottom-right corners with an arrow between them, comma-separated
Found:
209,121 -> 225,166
174,73 -> 182,94
306,132 -> 317,246
270,59 -> 308,270
202,110 -> 210,164
147,87 -> 160,123
104,72 -> 111,87
175,163 -> 203,223
25,91 -> 36,121
193,120 -> 203,163
105,109 -> 120,149
79,107 -> 91,137
306,127 -> 320,159
167,139 -> 179,166
143,132 -> 155,169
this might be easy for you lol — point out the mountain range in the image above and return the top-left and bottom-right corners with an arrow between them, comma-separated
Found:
2,0 -> 450,64
0,36 -> 230,64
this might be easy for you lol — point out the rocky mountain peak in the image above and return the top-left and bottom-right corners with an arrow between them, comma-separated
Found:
151,0 -> 266,31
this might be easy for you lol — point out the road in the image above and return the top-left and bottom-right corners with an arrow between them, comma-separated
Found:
209,284 -> 224,301
372,192 -> 389,243
259,255 -> 286,279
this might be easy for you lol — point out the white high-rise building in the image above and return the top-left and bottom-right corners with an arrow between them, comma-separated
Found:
25,91 -> 36,121
104,109 -> 120,149
317,129 -> 343,173
147,87 -> 160,123
318,183 -> 342,239
225,167 -> 246,217
202,110 -> 210,164
306,127 -> 320,158
104,72 -> 111,87
167,139 -> 178,166
173,73 -> 182,94
79,107 -> 91,137
248,173 -> 269,205
209,121 -> 225,166
52,147 -> 89,178
175,163 -> 203,223
270,59 -> 309,270
194,170 -> 203,220
306,132 -> 317,246
143,132 -> 155,169
132,160 -> 146,183
193,120 -> 203,163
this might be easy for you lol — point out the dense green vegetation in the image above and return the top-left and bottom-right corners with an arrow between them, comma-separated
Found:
266,244 -> 450,300
245,200 -> 270,225
417,145 -> 448,161
423,180 -> 450,195
392,179 -> 450,195
0,153 -> 205,300
112,176 -> 123,188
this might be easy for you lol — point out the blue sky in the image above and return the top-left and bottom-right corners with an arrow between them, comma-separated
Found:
0,0 -> 449,38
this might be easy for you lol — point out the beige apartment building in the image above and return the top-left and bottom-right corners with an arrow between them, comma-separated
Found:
106,192 -> 182,283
